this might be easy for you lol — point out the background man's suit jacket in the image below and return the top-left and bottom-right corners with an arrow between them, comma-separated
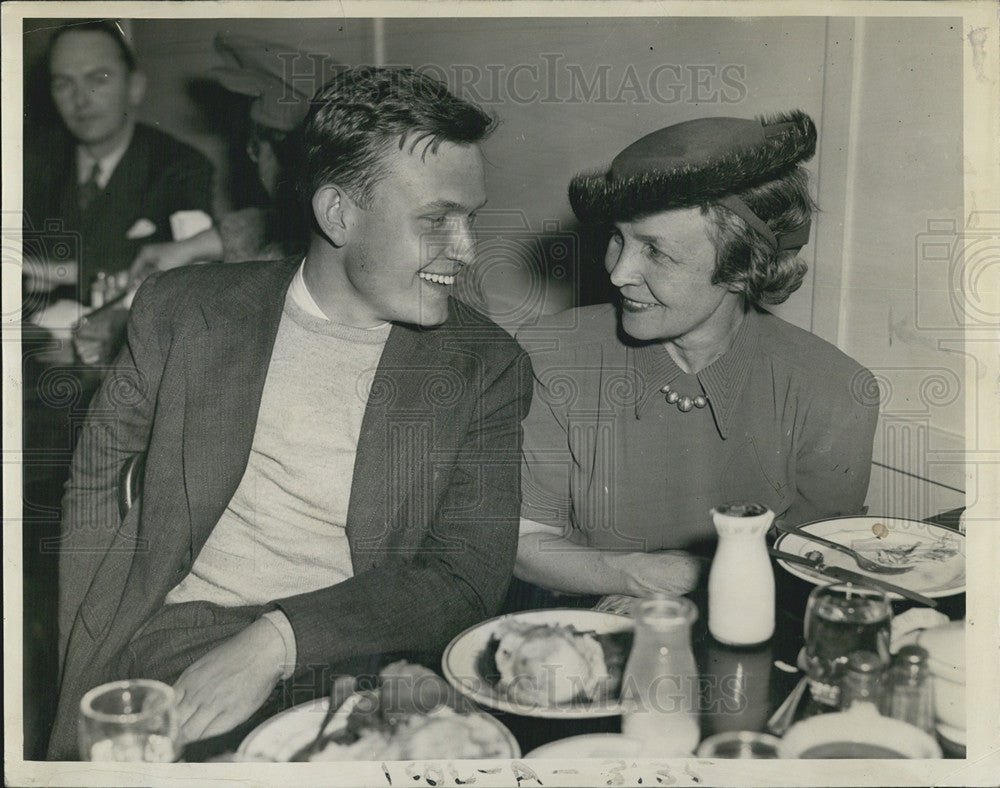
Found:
24,122 -> 214,294
48,258 -> 532,759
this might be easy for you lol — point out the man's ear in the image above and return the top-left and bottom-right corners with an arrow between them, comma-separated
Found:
312,184 -> 355,248
127,70 -> 147,108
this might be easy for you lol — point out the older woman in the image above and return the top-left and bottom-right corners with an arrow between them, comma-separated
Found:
514,111 -> 879,603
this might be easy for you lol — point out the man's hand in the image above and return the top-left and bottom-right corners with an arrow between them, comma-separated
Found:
129,229 -> 224,284
609,550 -> 704,597
129,241 -> 192,283
173,617 -> 287,744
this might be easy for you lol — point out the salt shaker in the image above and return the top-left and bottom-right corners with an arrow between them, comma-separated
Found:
883,645 -> 935,733
838,649 -> 885,711
708,502 -> 775,645
620,595 -> 700,756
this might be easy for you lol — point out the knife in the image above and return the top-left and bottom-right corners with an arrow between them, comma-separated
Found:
768,547 -> 938,608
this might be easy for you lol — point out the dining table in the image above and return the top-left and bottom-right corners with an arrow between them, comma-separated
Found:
196,507 -> 965,764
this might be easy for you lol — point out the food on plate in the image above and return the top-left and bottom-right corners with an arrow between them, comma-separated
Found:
294,661 -> 512,761
871,522 -> 889,539
850,534 -> 960,567
308,706 -> 511,761
482,621 -> 631,705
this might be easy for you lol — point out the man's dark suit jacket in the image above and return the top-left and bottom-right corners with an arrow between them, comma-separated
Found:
24,122 -> 214,296
48,258 -> 532,759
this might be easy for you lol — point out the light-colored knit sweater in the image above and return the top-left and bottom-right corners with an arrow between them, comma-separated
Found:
166,266 -> 391,668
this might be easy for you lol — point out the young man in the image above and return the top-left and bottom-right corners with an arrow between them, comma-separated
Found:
23,20 -> 213,299
48,67 -> 532,759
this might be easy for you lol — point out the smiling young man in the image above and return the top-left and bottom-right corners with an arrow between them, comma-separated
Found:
48,67 -> 532,759
23,20 -> 213,298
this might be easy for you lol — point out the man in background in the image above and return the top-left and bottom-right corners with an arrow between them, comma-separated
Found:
23,20 -> 213,302
48,66 -> 532,759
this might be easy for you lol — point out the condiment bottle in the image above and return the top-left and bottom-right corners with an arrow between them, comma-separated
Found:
708,502 -> 775,645
620,595 -> 700,756
90,271 -> 107,307
838,649 -> 885,712
882,645 -> 935,733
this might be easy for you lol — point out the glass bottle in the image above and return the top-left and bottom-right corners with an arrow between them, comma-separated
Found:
882,645 -> 935,733
620,595 -> 700,756
838,649 -> 885,712
90,271 -> 107,308
703,638 -> 773,735
708,502 -> 776,645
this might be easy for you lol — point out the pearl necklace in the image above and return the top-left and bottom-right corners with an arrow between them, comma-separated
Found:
660,383 -> 708,413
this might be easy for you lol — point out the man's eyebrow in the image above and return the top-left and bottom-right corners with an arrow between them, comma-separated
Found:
418,199 -> 488,213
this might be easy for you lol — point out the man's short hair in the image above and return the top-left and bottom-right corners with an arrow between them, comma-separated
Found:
704,167 -> 816,306
48,20 -> 138,73
300,67 -> 496,209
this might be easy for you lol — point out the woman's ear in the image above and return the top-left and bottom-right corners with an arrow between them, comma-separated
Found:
311,184 -> 354,247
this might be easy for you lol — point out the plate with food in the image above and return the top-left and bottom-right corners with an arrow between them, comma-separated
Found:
239,661 -> 519,761
773,516 -> 965,598
442,609 -> 634,718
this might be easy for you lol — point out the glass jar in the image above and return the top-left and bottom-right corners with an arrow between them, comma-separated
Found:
620,595 -> 700,756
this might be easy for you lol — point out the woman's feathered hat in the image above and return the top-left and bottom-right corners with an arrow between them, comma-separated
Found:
569,110 -> 817,252
210,33 -> 339,132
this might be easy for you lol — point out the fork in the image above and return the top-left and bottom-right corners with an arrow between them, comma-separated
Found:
292,674 -> 357,761
773,522 -> 913,575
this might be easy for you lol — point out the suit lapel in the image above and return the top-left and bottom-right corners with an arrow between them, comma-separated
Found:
180,260 -> 299,558
345,321 -> 443,572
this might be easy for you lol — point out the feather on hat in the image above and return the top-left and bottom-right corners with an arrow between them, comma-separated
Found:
569,110 -> 817,251
211,33 -> 339,132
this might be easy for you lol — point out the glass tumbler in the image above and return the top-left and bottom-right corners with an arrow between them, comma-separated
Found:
78,679 -> 179,762
803,583 -> 891,708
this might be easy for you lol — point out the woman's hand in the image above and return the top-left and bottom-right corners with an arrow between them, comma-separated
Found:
608,550 -> 703,597
515,523 -> 704,597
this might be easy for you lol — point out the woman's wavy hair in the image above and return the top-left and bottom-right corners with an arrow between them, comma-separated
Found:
703,166 -> 817,305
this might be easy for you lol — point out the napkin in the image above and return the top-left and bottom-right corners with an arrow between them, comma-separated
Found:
28,299 -> 92,339
169,210 -> 213,241
126,218 -> 157,240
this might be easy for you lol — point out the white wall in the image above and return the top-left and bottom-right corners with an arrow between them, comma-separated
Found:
817,17 -> 966,519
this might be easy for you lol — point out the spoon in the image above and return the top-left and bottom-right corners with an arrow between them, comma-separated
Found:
773,522 -> 913,575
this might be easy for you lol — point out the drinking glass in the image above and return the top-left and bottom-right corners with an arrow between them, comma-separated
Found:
78,679 -> 179,762
803,583 -> 891,708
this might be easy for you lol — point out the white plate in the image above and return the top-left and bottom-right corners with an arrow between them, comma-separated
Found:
773,516 -> 965,598
442,608 -> 633,719
526,733 -> 644,758
238,692 -> 519,761
239,694 -> 352,761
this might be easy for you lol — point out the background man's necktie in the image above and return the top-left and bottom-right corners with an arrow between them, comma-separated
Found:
78,161 -> 102,212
